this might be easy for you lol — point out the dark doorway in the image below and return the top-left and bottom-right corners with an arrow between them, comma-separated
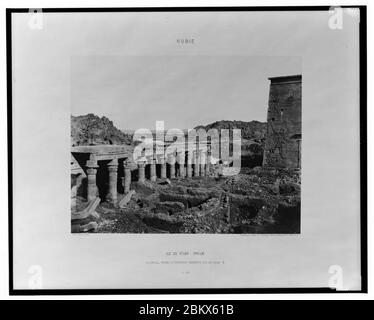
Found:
96,160 -> 110,202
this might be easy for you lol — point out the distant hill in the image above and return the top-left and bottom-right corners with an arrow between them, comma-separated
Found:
194,120 -> 267,142
71,114 -> 133,146
194,120 -> 267,168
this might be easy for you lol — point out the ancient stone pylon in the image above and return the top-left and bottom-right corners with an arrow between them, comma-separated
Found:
263,75 -> 302,168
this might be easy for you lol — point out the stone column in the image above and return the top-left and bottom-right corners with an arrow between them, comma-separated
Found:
71,185 -> 77,214
160,155 -> 167,179
107,158 -> 118,205
178,153 -> 185,178
168,154 -> 176,179
194,150 -> 200,177
150,157 -> 157,181
200,151 -> 206,177
137,159 -> 146,183
123,160 -> 132,193
86,154 -> 98,202
206,152 -> 212,174
187,152 -> 193,178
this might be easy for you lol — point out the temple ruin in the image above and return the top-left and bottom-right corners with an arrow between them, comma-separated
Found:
71,143 -> 212,215
70,74 -> 302,233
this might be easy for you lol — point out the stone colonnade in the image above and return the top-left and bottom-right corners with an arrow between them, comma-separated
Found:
130,149 -> 212,183
84,149 -> 212,207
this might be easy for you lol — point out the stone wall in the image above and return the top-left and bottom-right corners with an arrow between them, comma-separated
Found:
263,75 -> 301,168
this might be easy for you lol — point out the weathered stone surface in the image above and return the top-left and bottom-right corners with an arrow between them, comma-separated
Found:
159,192 -> 211,208
270,178 -> 281,195
158,178 -> 171,185
71,197 -> 100,221
186,187 -> 221,199
132,180 -> 156,196
173,185 -> 188,194
123,161 -> 132,193
118,189 -> 136,208
150,160 -> 157,181
263,75 -> 301,169
137,160 -> 146,183
106,158 -> 118,205
155,201 -> 185,214
142,212 -> 183,233
199,197 -> 220,210
79,221 -> 98,232
229,194 -> 266,222
279,181 -> 300,195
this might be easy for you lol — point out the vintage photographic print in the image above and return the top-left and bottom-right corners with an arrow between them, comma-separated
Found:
8,6 -> 365,292
70,57 -> 301,234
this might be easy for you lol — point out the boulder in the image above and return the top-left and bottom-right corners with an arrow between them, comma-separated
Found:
71,197 -> 100,221
187,187 -> 220,198
158,178 -> 171,185
155,201 -> 185,214
118,190 -> 136,208
279,181 -> 300,195
132,181 -> 156,196
159,192 -> 210,208
270,178 -> 280,195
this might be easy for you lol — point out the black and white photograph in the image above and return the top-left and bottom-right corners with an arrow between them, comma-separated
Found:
6,5 -> 366,293
70,57 -> 302,234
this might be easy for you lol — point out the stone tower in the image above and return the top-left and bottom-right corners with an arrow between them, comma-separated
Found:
263,75 -> 302,168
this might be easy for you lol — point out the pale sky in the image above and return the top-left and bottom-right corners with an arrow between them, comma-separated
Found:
70,55 -> 301,130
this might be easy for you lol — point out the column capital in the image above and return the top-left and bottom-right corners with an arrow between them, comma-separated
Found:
147,156 -> 156,165
86,153 -> 98,168
108,157 -> 118,167
123,159 -> 132,169
167,153 -> 176,164
157,154 -> 166,163
137,157 -> 147,167
177,153 -> 185,164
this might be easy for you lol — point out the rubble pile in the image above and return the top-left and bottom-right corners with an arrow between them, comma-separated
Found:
74,168 -> 300,234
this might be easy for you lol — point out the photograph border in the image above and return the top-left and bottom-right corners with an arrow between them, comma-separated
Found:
6,5 -> 367,295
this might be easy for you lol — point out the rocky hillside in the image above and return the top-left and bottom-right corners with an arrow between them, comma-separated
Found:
194,120 -> 267,168
71,114 -> 133,146
194,120 -> 266,142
